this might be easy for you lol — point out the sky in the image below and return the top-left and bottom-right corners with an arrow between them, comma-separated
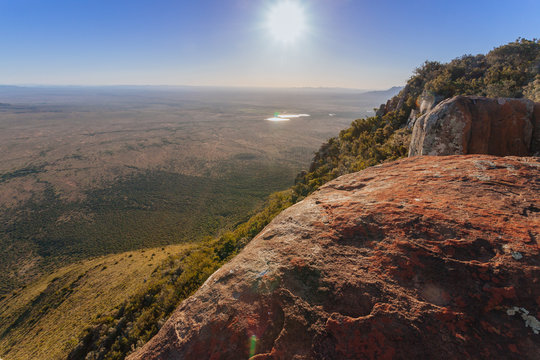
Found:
0,0 -> 538,89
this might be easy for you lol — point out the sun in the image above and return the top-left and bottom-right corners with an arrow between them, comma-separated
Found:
266,1 -> 307,44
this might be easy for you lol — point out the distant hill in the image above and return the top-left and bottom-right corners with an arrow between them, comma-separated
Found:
354,86 -> 403,103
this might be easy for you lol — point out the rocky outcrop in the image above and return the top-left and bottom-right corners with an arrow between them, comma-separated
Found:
129,155 -> 540,360
409,96 -> 540,156
418,89 -> 445,114
377,84 -> 410,118
406,90 -> 445,129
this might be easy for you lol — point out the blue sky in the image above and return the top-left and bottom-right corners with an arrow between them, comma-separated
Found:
0,0 -> 538,88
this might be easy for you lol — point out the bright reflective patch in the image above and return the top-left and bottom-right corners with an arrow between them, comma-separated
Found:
265,113 -> 309,121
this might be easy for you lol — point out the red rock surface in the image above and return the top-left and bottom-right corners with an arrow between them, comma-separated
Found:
409,96 -> 540,156
129,155 -> 540,360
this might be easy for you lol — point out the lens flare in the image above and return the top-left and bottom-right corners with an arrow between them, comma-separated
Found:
249,334 -> 257,357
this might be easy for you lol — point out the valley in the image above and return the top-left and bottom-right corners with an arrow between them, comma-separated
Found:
1,38 -> 538,359
0,86 -> 399,294
1,0 -> 537,357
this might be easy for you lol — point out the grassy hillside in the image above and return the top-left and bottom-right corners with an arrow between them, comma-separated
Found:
1,39 -> 538,360
65,190 -> 294,360
0,191 -> 293,360
0,244 -> 193,360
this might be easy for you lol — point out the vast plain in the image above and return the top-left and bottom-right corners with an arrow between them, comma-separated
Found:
0,85 -> 400,294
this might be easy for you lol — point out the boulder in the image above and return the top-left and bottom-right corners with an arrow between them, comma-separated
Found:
129,155 -> 540,360
406,108 -> 419,129
533,102 -> 540,152
418,89 -> 444,114
409,96 -> 540,156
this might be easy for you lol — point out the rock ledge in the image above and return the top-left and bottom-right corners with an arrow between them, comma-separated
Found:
130,155 -> 540,360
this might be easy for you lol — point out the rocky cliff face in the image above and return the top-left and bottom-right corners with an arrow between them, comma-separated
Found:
409,96 -> 540,157
129,155 -> 540,360
376,84 -> 411,118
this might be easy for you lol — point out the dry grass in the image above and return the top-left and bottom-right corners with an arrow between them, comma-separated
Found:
0,243 -> 193,360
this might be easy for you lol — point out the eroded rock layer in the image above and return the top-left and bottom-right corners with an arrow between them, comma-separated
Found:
130,155 -> 540,360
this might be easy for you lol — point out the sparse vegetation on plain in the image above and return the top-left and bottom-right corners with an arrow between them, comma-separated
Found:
0,87 -> 398,295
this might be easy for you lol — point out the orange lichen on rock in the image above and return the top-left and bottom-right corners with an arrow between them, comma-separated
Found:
129,155 -> 540,360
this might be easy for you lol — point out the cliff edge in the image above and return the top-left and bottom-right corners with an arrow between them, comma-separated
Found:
129,155 -> 540,360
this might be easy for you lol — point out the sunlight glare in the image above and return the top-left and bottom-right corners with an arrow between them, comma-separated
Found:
266,1 -> 306,44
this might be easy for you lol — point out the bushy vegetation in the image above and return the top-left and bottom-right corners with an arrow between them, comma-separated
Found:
293,38 -> 539,197
420,38 -> 539,99
68,191 -> 293,360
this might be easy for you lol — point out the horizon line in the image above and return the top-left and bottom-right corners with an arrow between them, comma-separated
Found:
0,83 -> 404,92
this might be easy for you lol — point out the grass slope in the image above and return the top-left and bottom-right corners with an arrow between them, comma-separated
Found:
0,244 -> 192,360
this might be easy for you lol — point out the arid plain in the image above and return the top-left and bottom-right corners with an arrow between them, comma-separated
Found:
0,86 -> 399,294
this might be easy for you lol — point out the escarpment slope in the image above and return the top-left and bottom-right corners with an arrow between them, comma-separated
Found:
130,155 -> 540,360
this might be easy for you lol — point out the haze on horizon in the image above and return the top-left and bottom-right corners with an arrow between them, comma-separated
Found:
1,0 -> 539,89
